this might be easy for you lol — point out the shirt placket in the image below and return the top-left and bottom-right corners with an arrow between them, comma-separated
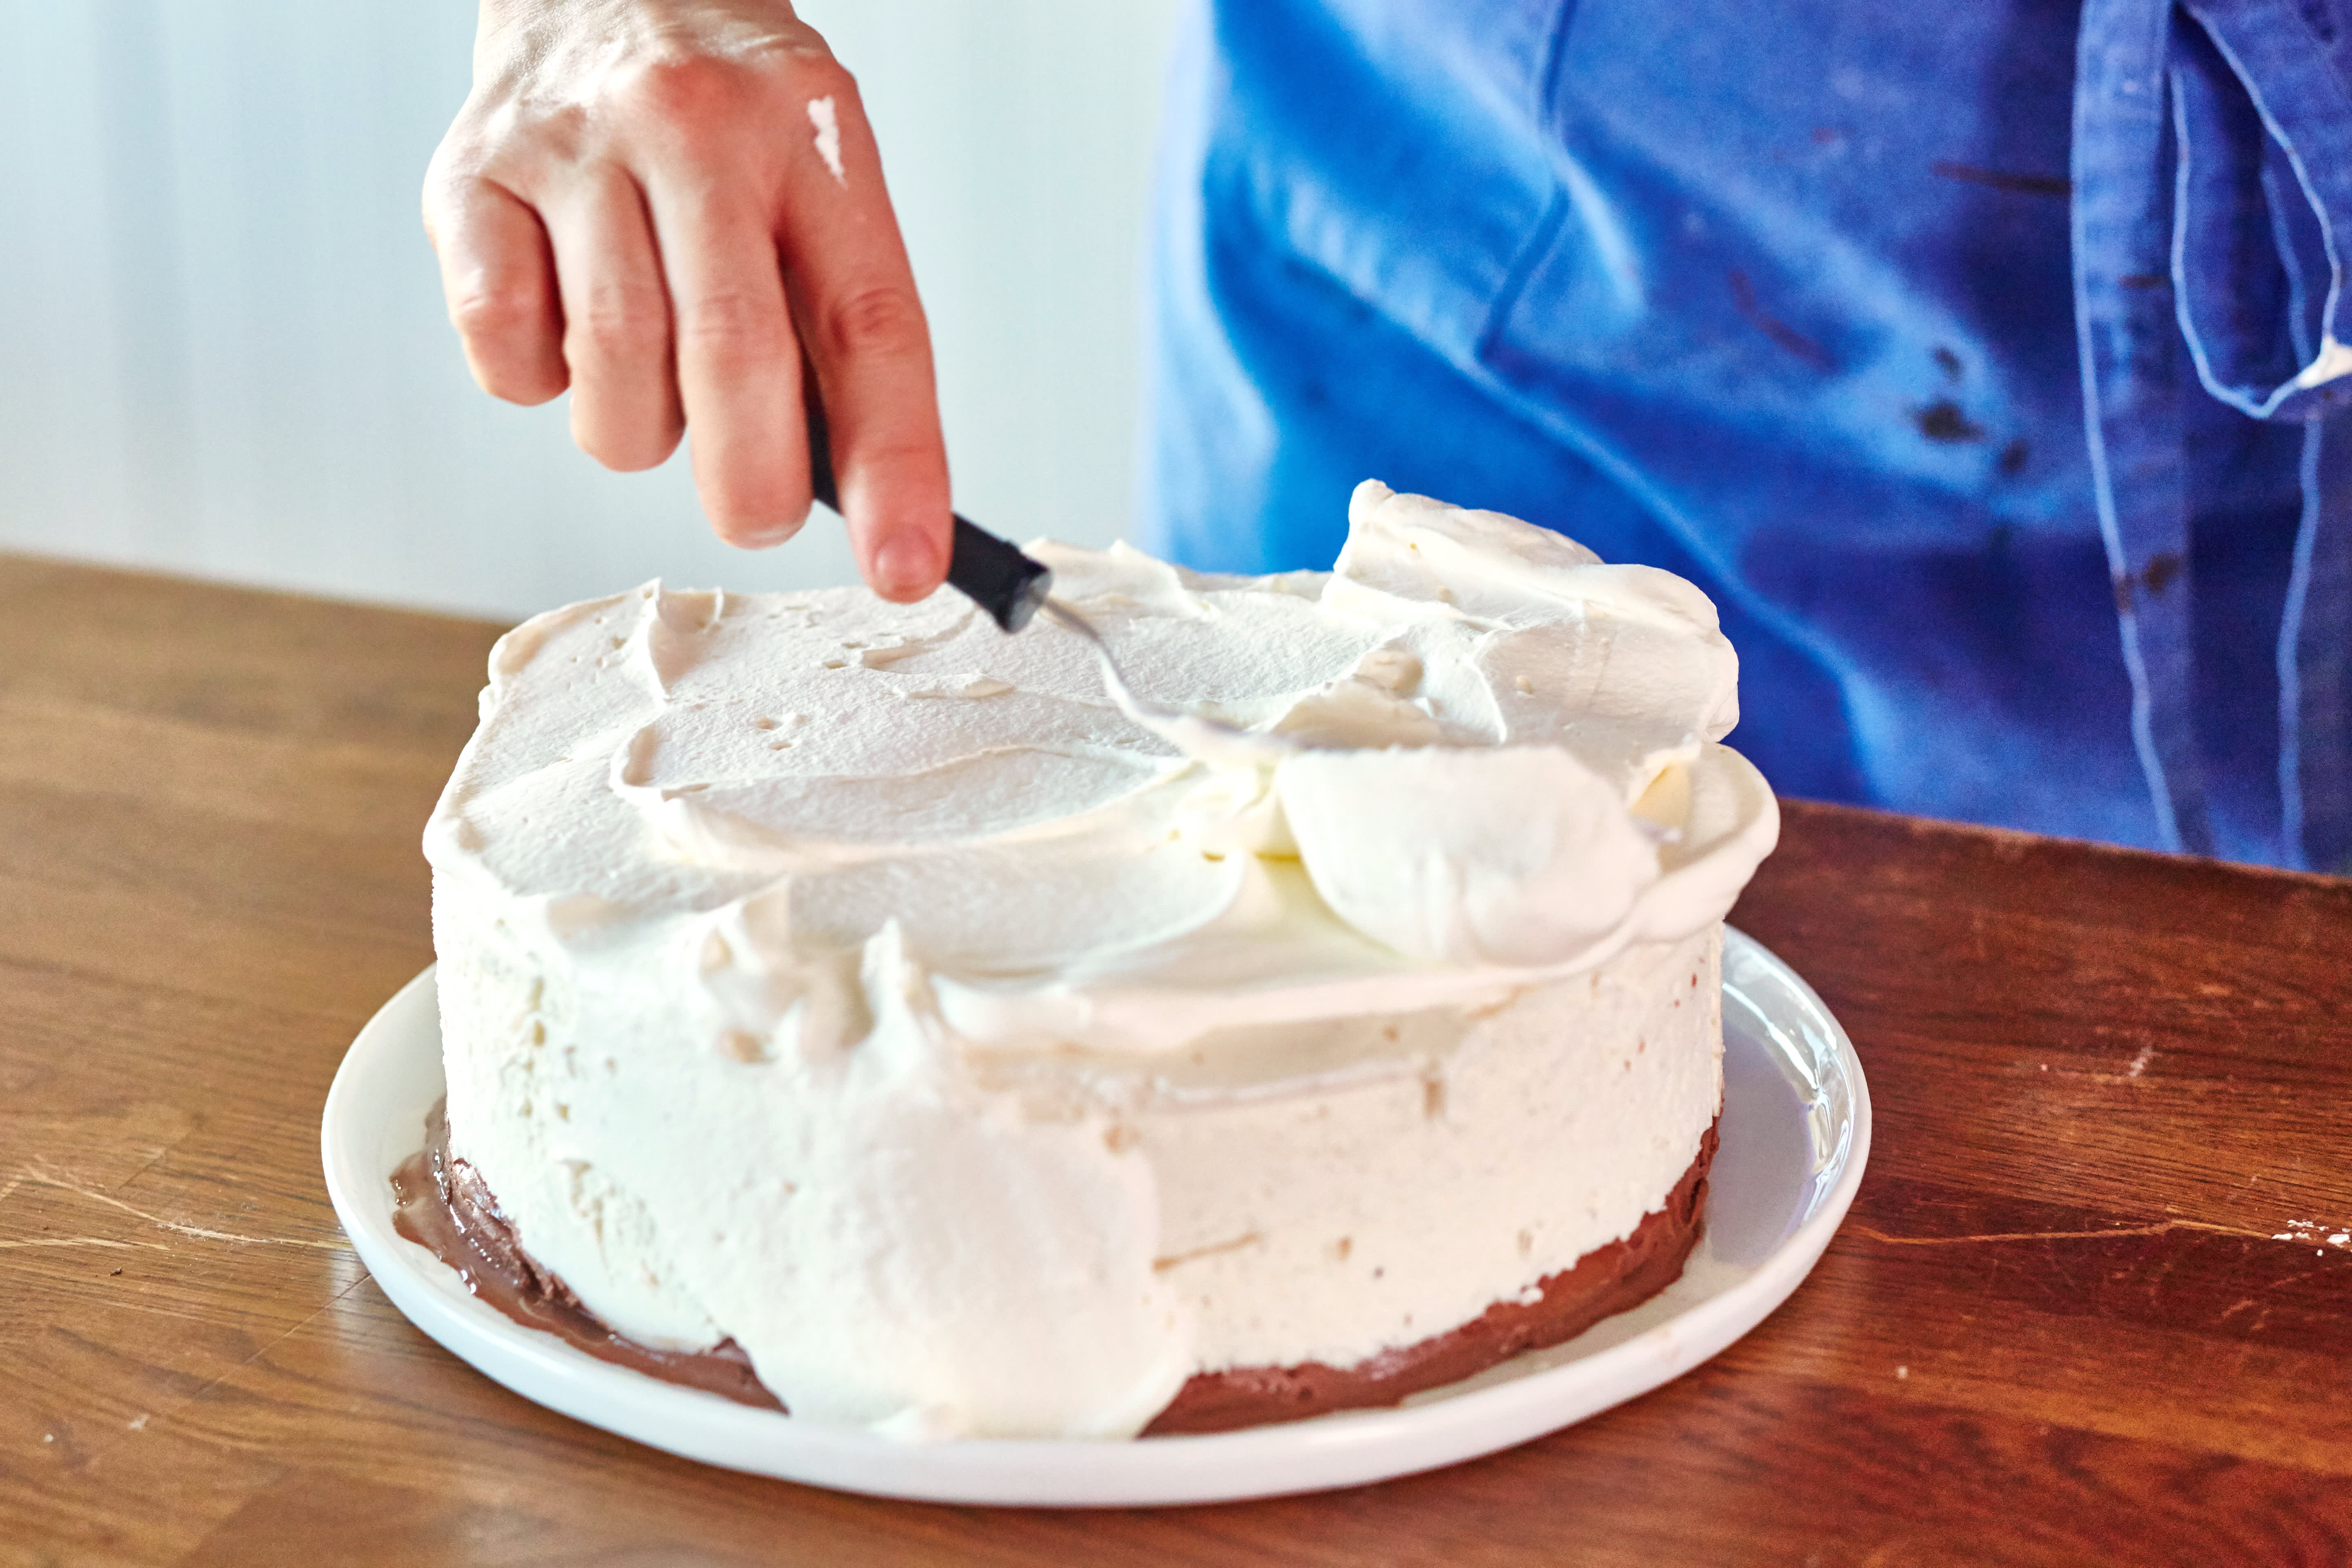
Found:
2074,0 -> 2214,855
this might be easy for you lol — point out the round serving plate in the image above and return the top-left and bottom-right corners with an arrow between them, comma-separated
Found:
321,926 -> 1868,1508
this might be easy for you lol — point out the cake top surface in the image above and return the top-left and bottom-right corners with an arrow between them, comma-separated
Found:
426,481 -> 1777,1057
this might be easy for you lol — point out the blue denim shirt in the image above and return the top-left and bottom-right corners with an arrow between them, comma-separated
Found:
1142,0 -> 2352,871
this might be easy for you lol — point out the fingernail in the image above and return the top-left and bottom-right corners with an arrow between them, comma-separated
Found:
874,533 -> 940,596
737,521 -> 802,549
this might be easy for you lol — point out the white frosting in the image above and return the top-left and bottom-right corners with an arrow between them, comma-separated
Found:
425,481 -> 1777,1438
807,95 -> 845,184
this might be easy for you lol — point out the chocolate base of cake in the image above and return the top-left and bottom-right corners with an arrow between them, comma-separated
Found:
1143,1119 -> 1717,1434
390,1102 -> 1717,1435
390,1100 -> 782,1411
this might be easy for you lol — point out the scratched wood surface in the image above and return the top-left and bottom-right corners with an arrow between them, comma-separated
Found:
2,555 -> 2348,1567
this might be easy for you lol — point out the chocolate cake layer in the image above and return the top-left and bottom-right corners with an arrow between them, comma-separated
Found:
390,1100 -> 782,1411
390,1105 -> 1715,1434
1142,1120 -> 1717,1434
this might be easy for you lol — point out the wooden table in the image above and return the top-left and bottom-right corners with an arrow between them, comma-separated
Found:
3,555 -> 2348,1567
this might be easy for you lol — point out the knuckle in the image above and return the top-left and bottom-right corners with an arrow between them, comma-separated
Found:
624,52 -> 752,126
677,290 -> 789,363
791,53 -> 858,104
625,50 -> 846,167
846,437 -> 946,483
677,287 -> 774,338
567,283 -> 670,362
503,100 -> 589,165
440,94 -> 583,178
419,177 -> 458,243
821,285 -> 927,360
729,29 -> 851,97
423,131 -> 486,198
420,164 -> 497,247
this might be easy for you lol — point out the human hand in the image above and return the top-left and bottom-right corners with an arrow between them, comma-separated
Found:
423,0 -> 949,601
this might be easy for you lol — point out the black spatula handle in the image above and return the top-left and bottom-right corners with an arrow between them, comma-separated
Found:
945,517 -> 1053,633
803,392 -> 1052,633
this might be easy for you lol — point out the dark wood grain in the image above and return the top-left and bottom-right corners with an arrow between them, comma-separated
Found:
2,553 -> 2347,1566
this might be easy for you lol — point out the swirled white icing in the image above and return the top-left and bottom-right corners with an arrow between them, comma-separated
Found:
424,481 -> 1776,1437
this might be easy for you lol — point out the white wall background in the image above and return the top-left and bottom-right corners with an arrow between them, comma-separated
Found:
0,0 -> 1184,620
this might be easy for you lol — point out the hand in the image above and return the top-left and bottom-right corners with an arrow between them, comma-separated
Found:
423,0 -> 950,601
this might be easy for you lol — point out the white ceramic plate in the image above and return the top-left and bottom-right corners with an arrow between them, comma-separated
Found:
321,927 -> 1868,1507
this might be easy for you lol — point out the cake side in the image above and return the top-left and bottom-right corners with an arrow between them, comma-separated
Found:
1099,926 -> 1722,1377
1145,1120 -> 1718,1434
432,874 -> 1722,1436
388,1100 -> 1719,1434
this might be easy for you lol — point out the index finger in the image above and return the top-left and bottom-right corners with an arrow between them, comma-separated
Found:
774,70 -> 951,603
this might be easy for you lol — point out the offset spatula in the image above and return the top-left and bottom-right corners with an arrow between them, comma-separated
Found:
801,395 -> 1054,634
800,396 -> 1263,754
